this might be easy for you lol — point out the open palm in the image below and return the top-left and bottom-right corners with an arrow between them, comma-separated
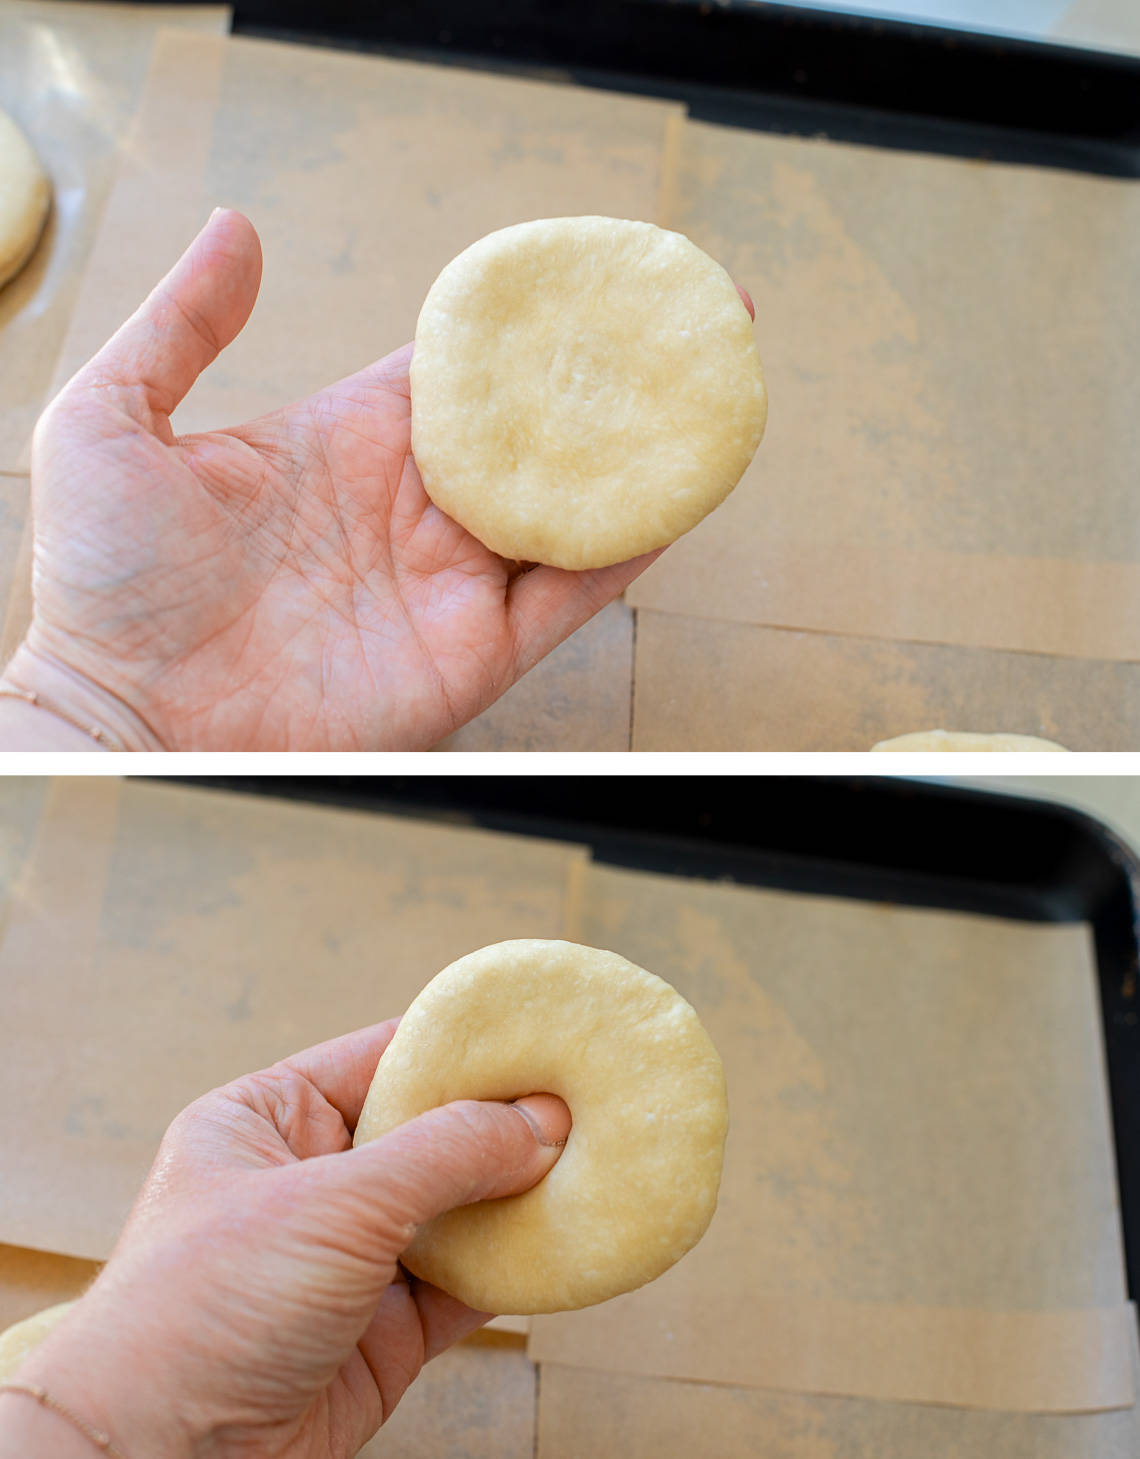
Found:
9,210 -> 657,749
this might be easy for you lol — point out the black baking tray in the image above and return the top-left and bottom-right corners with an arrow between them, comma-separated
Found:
206,0 -> 1140,176
174,775 -> 1140,1312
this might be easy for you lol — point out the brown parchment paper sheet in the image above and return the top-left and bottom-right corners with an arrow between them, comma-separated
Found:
359,1332 -> 535,1459
630,612 -> 1140,750
530,862 -> 1131,1412
630,118 -> 1140,661
0,775 -> 48,924
436,600 -> 634,751
0,480 -> 30,667
46,29 -> 681,438
0,3 -> 231,475
0,778 -> 586,1262
0,1247 -> 99,1331
537,1326 -> 1140,1459
0,475 -> 29,665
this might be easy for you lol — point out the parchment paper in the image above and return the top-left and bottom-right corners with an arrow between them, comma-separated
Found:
361,1332 -> 535,1459
0,483 -> 29,666
0,1245 -> 98,1331
531,862 -> 1131,1411
631,118 -> 1140,662
0,775 -> 47,925
631,612 -> 1140,750
0,779 -> 586,1261
0,2 -> 231,474
436,601 -> 633,750
46,29 -> 681,438
537,1327 -> 1140,1459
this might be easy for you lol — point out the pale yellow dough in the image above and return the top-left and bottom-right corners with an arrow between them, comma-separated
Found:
355,939 -> 728,1314
0,1300 -> 75,1380
871,730 -> 1069,752
0,109 -> 50,290
410,217 -> 767,570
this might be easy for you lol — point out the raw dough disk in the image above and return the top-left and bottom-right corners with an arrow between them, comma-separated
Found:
410,217 -> 767,570
355,939 -> 728,1314
871,730 -> 1068,752
0,109 -> 50,290
0,1300 -> 74,1380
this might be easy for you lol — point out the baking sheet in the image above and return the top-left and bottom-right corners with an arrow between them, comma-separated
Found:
0,778 -> 586,1261
531,861 -> 1131,1412
0,2 -> 231,475
630,611 -> 1140,750
967,778 -> 1140,859
632,117 -> 1140,661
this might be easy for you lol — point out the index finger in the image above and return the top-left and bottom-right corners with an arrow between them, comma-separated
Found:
278,1017 -> 401,1132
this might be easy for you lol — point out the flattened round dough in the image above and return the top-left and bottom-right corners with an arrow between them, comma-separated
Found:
871,730 -> 1069,752
0,1300 -> 74,1380
0,109 -> 50,290
355,939 -> 728,1314
410,217 -> 767,570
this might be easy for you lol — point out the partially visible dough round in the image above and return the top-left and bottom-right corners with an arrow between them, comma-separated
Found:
0,109 -> 50,290
410,217 -> 767,570
354,939 -> 728,1314
0,1300 -> 74,1380
871,730 -> 1069,752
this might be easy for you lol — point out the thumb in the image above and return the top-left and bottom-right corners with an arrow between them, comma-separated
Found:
72,207 -> 262,427
308,1094 -> 571,1255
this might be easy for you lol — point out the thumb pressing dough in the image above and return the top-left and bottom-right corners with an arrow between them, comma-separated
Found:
0,109 -> 50,290
871,730 -> 1069,752
355,939 -> 728,1314
0,1300 -> 75,1380
410,217 -> 767,570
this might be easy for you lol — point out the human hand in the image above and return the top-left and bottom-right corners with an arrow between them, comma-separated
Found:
2,1021 -> 571,1458
1,208 -> 664,749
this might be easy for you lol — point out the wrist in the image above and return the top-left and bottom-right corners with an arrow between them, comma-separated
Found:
0,693 -> 113,751
5,1303 -> 200,1459
0,641 -> 165,751
0,1386 -> 119,1459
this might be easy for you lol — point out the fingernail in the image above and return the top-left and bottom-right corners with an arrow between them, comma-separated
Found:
208,206 -> 224,222
511,1093 -> 572,1148
735,281 -> 755,320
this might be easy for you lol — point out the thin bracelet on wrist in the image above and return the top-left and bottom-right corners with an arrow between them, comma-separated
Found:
0,1381 -> 128,1457
0,686 -> 122,750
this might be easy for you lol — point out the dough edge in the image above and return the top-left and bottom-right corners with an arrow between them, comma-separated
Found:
871,729 -> 1069,752
0,1300 -> 76,1380
0,110 -> 51,288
